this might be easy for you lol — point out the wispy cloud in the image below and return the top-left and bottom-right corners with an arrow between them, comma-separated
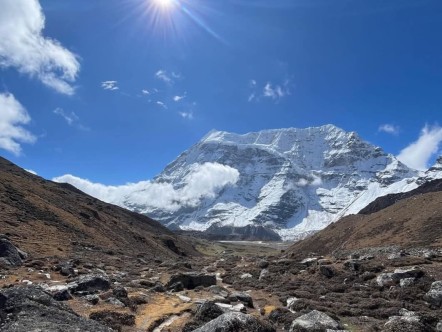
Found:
53,107 -> 89,131
397,124 -> 442,170
0,0 -> 80,95
156,101 -> 168,109
379,124 -> 400,135
155,70 -> 181,85
101,81 -> 119,91
248,79 -> 291,103
53,162 -> 239,213
179,111 -> 194,120
142,89 -> 150,95
173,93 -> 186,102
0,92 -> 36,155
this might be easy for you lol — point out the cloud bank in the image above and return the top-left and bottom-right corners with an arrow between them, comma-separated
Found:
53,162 -> 240,212
0,93 -> 36,155
397,124 -> 442,170
0,0 -> 80,95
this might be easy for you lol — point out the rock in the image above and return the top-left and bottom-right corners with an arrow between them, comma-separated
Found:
0,285 -> 112,331
319,265 -> 335,278
343,260 -> 361,271
424,281 -> 442,307
68,274 -> 111,295
208,285 -> 229,298
257,260 -> 270,269
0,237 -> 26,267
290,310 -> 340,331
259,269 -> 270,280
240,273 -> 253,279
168,281 -> 185,292
376,273 -> 396,287
192,312 -> 275,332
89,310 -> 135,331
269,308 -> 297,330
301,258 -> 318,267
228,292 -> 254,308
105,297 -> 125,307
318,259 -> 332,265
56,261 -> 76,277
286,297 -> 299,312
53,289 -> 73,301
150,282 -> 166,293
436,321 -> 442,332
113,286 -> 128,300
85,294 -> 100,305
399,278 -> 415,288
392,267 -> 424,280
166,273 -> 216,290
178,294 -> 192,303
195,301 -> 224,321
216,302 -> 247,313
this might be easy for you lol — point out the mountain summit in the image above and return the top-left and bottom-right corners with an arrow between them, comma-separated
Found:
122,125 -> 425,240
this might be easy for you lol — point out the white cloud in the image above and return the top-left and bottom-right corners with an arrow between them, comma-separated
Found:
248,79 -> 291,103
53,107 -> 89,130
142,89 -> 150,95
296,174 -> 322,187
0,92 -> 36,155
173,93 -> 186,102
155,70 -> 181,85
0,0 -> 80,95
397,124 -> 442,170
53,162 -> 240,212
25,169 -> 37,175
179,111 -> 193,120
263,82 -> 289,100
379,124 -> 399,135
156,101 -> 167,109
101,81 -> 119,91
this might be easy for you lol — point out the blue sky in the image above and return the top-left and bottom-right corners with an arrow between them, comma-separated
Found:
1,0 -> 442,183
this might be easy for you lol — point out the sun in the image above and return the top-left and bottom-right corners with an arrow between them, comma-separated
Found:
152,0 -> 175,10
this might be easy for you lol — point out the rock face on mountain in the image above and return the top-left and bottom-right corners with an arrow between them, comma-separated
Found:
126,125 -> 427,240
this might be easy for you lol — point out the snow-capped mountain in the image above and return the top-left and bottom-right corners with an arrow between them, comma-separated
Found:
121,124 -> 432,240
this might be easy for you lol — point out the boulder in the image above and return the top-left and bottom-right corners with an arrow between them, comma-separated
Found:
319,265 -> 335,278
376,273 -> 396,287
436,321 -> 442,332
290,310 -> 340,331
392,267 -> 424,280
257,260 -> 270,269
343,260 -> 361,271
259,269 -> 270,280
0,237 -> 26,267
228,292 -> 254,308
301,258 -> 318,267
0,285 -> 112,331
208,285 -> 229,298
192,312 -> 275,332
424,281 -> 442,307
68,274 -> 111,295
216,302 -> 247,313
166,273 -> 216,290
53,289 -> 73,301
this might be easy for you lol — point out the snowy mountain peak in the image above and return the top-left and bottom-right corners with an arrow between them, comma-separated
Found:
136,125 -> 423,240
56,125 -> 439,241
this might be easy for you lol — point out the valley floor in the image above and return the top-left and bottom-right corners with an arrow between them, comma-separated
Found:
1,239 -> 442,331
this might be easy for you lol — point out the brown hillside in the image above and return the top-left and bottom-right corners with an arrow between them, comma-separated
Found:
0,156 -> 198,260
288,190 -> 442,257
